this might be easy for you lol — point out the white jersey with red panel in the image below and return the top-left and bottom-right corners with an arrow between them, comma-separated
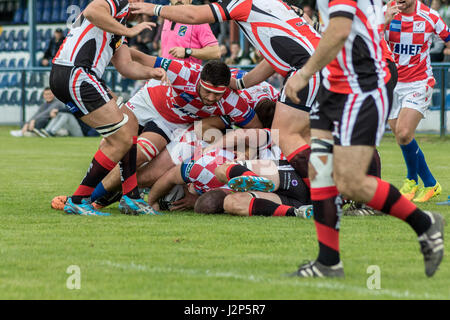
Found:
141,58 -> 256,126
317,0 -> 391,94
209,0 -> 320,77
384,1 -> 450,83
53,0 -> 129,79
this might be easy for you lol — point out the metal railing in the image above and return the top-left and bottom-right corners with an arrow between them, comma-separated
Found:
0,63 -> 449,136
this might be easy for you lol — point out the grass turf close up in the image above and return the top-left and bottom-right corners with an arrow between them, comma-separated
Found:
0,127 -> 449,300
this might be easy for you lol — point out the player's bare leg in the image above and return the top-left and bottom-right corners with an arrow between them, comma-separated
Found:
293,129 -> 444,277
272,102 -> 311,188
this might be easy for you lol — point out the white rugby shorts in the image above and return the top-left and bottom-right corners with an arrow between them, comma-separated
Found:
389,79 -> 434,120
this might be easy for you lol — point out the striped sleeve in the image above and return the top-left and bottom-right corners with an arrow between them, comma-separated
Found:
433,12 -> 450,42
105,0 -> 128,18
209,0 -> 251,22
328,0 -> 357,20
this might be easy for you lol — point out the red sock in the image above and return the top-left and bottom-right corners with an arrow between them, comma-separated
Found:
367,177 -> 431,235
72,149 -> 116,204
226,164 -> 258,180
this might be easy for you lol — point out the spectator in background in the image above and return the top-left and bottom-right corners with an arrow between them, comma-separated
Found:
224,42 -> 251,66
129,14 -> 160,55
40,29 -> 64,67
160,0 -> 221,64
10,88 -> 64,137
42,106 -> 84,137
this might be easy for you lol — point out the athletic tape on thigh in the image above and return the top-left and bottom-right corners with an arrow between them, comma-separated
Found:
96,114 -> 129,138
248,192 -> 259,199
137,137 -> 160,161
309,138 -> 335,189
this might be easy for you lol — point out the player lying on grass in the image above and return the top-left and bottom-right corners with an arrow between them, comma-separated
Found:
51,92 -> 277,212
146,140 -> 313,218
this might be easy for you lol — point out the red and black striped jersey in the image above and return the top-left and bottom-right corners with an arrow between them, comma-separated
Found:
317,0 -> 391,94
209,0 -> 321,77
53,0 -> 129,79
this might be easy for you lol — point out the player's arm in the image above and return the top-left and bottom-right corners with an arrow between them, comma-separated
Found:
147,164 -> 185,207
83,0 -> 155,38
285,16 -> 353,104
207,128 -> 270,151
169,45 -> 222,61
111,45 -> 166,80
230,59 -> 276,90
130,2 -> 215,24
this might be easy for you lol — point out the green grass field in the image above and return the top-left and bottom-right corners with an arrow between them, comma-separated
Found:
0,126 -> 449,300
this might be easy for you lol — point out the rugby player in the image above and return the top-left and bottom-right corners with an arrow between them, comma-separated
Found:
50,0 -> 166,216
130,0 -> 321,195
283,0 -> 444,277
385,0 -> 445,202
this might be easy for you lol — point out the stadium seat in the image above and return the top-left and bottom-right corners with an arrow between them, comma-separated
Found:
8,59 -> 16,69
13,8 -> 24,24
16,30 -> 26,42
80,0 -> 88,10
17,58 -> 25,68
27,90 -> 38,105
0,59 -> 6,68
0,39 -> 5,52
9,73 -> 20,87
0,90 -> 8,105
23,8 -> 28,24
42,7 -> 51,23
0,74 -> 9,88
51,5 -> 61,22
9,90 -> 19,106
43,28 -> 52,41
6,30 -> 15,42
15,41 -> 24,51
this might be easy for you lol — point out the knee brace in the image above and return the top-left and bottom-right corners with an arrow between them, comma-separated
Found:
95,114 -> 129,138
137,137 -> 160,162
309,138 -> 335,189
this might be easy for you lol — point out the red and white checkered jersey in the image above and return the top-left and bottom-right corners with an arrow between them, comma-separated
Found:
209,0 -> 320,77
385,1 -> 450,83
231,69 -> 280,109
144,58 -> 256,126
317,0 -> 391,94
181,148 -> 235,194
53,0 -> 129,79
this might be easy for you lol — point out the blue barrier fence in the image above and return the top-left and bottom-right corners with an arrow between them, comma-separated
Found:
0,64 -> 449,136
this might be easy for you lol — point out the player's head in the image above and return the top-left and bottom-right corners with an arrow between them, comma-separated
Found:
43,87 -> 55,103
170,0 -> 192,5
198,60 -> 231,106
194,189 -> 228,214
54,28 -> 64,41
254,99 -> 276,129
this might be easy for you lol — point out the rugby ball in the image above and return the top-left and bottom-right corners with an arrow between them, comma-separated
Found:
158,185 -> 185,210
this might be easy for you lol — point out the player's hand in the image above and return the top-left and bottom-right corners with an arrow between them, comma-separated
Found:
130,2 -> 156,16
170,187 -> 198,211
126,22 -> 156,38
229,77 -> 238,90
147,68 -> 169,86
285,69 -> 310,105
385,1 -> 400,25
169,47 -> 186,59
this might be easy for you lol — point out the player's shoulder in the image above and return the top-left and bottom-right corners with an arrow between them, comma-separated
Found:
417,2 -> 441,20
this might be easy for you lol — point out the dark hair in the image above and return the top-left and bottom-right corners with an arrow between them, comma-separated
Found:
254,99 -> 276,129
55,28 -> 64,33
200,60 -> 231,87
43,87 -> 52,91
194,189 -> 227,214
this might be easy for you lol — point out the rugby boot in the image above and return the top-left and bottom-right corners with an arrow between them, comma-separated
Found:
418,211 -> 444,277
413,182 -> 442,203
228,175 -> 275,192
290,260 -> 345,278
118,195 -> 163,215
399,178 -> 419,201
294,205 -> 314,219
64,197 -> 111,216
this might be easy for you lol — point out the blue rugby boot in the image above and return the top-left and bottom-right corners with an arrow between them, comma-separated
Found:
228,175 -> 275,192
118,195 -> 163,215
64,197 -> 111,216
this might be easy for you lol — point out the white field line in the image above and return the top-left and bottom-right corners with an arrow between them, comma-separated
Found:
101,260 -> 448,300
